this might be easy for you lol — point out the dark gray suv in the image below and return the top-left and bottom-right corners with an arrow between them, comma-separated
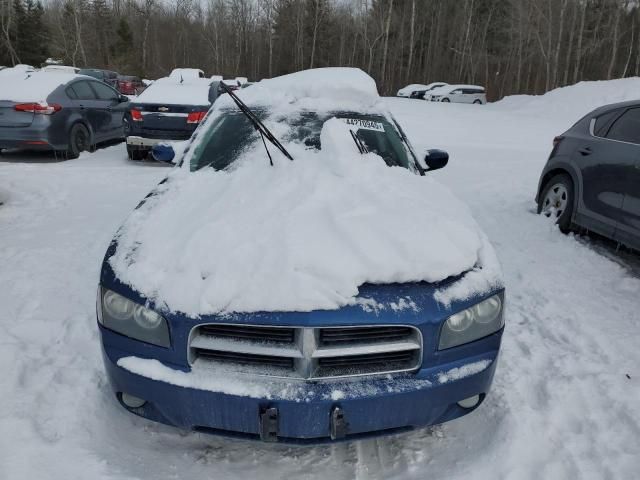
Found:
537,100 -> 640,250
0,71 -> 129,158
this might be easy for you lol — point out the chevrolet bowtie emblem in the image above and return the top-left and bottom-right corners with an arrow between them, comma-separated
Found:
158,107 -> 169,112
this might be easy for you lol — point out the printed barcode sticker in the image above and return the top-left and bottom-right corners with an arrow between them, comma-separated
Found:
340,118 -> 385,132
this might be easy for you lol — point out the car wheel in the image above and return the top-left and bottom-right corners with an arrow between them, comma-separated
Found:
473,100 -> 482,104
127,145 -> 147,161
441,98 -> 450,103
537,173 -> 575,233
66,123 -> 90,159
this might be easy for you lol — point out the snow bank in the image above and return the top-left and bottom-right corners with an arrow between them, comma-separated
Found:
135,77 -> 211,106
0,71 -> 78,102
110,76 -> 501,315
494,77 -> 640,119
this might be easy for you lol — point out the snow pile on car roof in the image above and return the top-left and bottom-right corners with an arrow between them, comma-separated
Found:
110,110 -> 502,316
0,70 -> 78,102
135,77 -> 212,106
216,67 -> 383,114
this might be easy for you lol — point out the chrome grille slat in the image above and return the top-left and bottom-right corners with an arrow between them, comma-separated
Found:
199,325 -> 295,343
318,351 -> 415,367
320,326 -> 412,345
311,340 -> 420,358
189,324 -> 422,380
194,349 -> 295,369
191,335 -> 303,358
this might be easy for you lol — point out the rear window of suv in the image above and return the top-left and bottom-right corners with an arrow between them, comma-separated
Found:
593,110 -> 620,137
605,108 -> 640,144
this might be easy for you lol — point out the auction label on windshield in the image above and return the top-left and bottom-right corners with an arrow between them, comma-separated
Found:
341,118 -> 385,132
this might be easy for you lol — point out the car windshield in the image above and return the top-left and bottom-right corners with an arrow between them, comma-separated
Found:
189,110 -> 417,172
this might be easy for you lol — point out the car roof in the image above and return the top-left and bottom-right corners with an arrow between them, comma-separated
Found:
588,99 -> 640,116
0,71 -> 83,102
446,84 -> 484,90
213,68 -> 383,117
134,76 -> 212,105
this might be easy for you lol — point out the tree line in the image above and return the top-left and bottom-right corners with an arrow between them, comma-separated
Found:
1,0 -> 639,99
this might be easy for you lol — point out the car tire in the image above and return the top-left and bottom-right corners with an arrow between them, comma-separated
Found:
441,98 -> 450,103
127,145 -> 147,161
66,123 -> 90,160
537,173 -> 575,233
473,100 -> 482,105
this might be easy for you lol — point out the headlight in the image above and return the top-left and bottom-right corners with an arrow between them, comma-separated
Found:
438,293 -> 504,350
98,287 -> 170,347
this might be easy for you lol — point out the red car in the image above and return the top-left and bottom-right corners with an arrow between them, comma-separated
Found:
117,75 -> 145,96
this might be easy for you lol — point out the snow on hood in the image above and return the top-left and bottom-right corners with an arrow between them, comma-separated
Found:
397,84 -> 428,95
0,71 -> 79,102
109,69 -> 502,316
135,77 -> 211,105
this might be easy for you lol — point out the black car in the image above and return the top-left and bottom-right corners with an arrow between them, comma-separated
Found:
536,100 -> 640,250
0,71 -> 129,158
125,77 -> 214,160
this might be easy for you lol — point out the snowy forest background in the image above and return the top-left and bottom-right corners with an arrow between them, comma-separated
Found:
1,0 -> 639,99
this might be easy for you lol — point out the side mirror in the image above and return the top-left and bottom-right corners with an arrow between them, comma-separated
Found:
151,144 -> 175,163
424,149 -> 448,171
119,95 -> 129,103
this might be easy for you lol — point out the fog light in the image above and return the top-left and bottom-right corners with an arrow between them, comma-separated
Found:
457,395 -> 480,409
121,392 -> 146,408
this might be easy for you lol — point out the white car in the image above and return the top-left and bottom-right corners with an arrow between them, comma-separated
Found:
397,82 -> 447,98
427,84 -> 486,104
169,68 -> 205,81
42,65 -> 79,74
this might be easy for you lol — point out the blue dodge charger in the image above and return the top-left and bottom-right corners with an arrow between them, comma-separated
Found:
98,69 -> 505,443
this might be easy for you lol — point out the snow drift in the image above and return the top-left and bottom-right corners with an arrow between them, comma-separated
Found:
109,68 -> 502,316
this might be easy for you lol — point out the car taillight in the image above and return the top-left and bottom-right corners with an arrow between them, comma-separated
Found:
553,135 -> 564,147
14,102 -> 62,115
187,111 -> 206,124
130,109 -> 143,121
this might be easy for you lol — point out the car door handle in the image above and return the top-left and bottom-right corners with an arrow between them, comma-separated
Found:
578,147 -> 592,156
79,104 -> 86,110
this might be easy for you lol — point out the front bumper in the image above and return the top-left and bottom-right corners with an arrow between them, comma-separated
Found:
126,136 -> 166,148
101,325 -> 501,443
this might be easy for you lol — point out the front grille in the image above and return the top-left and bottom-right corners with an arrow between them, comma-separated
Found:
319,326 -> 412,346
189,324 -> 422,380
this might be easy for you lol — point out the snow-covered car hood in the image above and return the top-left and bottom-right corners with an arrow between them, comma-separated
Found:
397,84 -> 428,96
108,68 -> 502,317
109,131 -> 501,316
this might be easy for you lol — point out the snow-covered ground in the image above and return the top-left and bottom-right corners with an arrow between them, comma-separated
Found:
1,79 -> 639,479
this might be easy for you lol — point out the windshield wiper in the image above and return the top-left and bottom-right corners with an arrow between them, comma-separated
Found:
219,82 -> 293,166
349,129 -> 369,154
